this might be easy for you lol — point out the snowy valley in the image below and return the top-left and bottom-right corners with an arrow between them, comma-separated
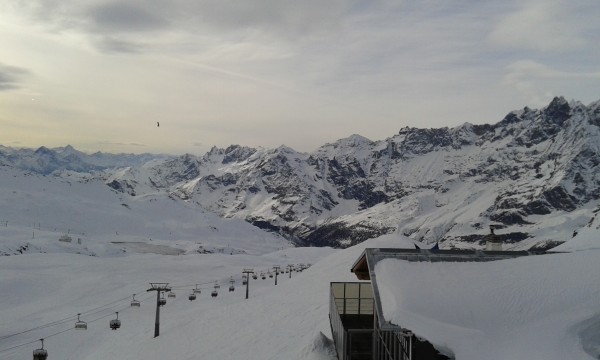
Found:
1,96 -> 600,359
2,97 -> 600,251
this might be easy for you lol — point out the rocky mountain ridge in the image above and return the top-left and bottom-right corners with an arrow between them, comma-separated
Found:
3,97 -> 599,249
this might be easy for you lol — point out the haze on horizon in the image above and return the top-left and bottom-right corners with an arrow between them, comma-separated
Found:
1,0 -> 599,155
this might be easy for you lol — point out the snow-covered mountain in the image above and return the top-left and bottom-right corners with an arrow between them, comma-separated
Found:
2,97 -> 599,250
0,145 -> 168,175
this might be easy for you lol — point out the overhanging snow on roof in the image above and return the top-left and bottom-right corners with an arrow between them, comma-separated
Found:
350,248 -> 551,331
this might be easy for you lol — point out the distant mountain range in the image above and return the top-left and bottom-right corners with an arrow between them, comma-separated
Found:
2,96 -> 599,249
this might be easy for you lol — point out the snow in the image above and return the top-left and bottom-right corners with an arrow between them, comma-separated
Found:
1,162 -> 600,359
375,246 -> 600,360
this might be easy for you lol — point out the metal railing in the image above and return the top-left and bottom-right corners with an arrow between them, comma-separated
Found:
330,282 -> 414,360
374,328 -> 412,360
330,282 -> 375,360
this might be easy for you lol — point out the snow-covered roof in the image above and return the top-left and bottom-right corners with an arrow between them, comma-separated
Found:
355,248 -> 600,360
351,248 -> 548,280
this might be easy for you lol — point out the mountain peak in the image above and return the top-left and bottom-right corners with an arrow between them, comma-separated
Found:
34,146 -> 53,156
543,96 -> 571,125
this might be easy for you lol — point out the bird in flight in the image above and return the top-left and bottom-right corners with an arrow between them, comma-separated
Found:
157,122 -> 160,127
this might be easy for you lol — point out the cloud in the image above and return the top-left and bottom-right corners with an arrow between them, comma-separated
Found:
0,63 -> 30,91
503,60 -> 600,106
93,37 -> 146,54
86,2 -> 169,33
489,0 -> 594,52
8,0 -> 355,45
96,141 -> 147,147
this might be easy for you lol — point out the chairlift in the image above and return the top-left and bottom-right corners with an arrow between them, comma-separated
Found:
252,274 -> 258,280
131,294 -> 141,307
214,281 -> 220,290
242,279 -> 248,285
229,285 -> 235,292
159,293 -> 167,306
261,273 -> 266,280
33,339 -> 48,360
193,284 -> 201,294
168,291 -> 176,298
189,292 -> 196,301
211,283 -> 219,297
268,272 -> 273,278
109,312 -> 121,330
74,313 -> 87,330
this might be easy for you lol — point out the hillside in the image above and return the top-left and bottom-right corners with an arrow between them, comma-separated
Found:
1,223 -> 598,360
2,96 -> 599,250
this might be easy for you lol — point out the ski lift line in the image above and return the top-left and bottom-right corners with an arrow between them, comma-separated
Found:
0,326 -> 73,354
77,286 -> 148,316
78,289 -> 145,316
0,301 -> 136,354
0,315 -> 76,340
170,285 -> 212,291
81,292 -> 154,319
1,270 -> 260,347
169,281 -> 215,289
0,290 -> 151,343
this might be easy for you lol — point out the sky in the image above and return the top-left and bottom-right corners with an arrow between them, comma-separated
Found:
0,0 -> 599,155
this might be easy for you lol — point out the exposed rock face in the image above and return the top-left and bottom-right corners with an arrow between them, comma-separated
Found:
3,97 -> 600,249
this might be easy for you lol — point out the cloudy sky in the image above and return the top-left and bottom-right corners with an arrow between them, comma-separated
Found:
1,0 -> 598,154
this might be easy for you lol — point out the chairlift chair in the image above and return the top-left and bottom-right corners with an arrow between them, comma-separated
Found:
268,272 -> 273,278
214,281 -> 220,290
168,291 -> 176,298
261,273 -> 266,280
193,285 -> 201,294
131,294 -> 141,307
189,293 -> 196,301
74,313 -> 87,330
242,279 -> 248,285
109,312 -> 121,330
252,274 -> 258,280
33,339 -> 48,360
211,290 -> 218,297
159,293 -> 167,306
229,285 -> 235,292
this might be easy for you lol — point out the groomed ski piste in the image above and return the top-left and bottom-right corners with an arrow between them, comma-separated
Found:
1,167 -> 599,360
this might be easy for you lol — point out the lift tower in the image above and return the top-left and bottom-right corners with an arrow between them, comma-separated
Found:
147,283 -> 171,338
242,269 -> 254,299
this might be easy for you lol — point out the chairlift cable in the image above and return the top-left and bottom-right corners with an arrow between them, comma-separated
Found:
0,287 -> 148,343
0,300 -> 137,354
0,315 -> 76,340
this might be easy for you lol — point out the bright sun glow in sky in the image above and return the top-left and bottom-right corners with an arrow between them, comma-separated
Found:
1,0 -> 599,154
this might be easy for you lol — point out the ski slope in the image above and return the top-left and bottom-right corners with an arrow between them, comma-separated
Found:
1,163 -> 599,359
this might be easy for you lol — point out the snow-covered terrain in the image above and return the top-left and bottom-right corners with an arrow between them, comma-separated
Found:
1,96 -> 599,359
1,160 -> 599,359
2,97 -> 599,250
376,244 -> 600,360
2,221 -> 599,360
0,166 -> 289,257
